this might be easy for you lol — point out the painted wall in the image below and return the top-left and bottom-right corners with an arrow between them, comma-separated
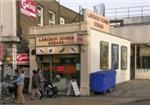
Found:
110,24 -> 150,44
0,0 -> 17,74
89,29 -> 131,84
110,24 -> 150,80
135,71 -> 150,79
0,0 -> 16,37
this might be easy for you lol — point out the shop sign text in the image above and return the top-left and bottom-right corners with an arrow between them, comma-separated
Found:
20,0 -> 37,18
84,9 -> 110,33
36,34 -> 83,46
17,53 -> 29,65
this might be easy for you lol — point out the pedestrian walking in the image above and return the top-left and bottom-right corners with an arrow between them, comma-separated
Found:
13,69 -> 19,99
37,68 -> 46,97
12,69 -> 25,104
30,70 -> 42,100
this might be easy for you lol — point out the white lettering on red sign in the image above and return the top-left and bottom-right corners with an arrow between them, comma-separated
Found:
20,0 -> 37,18
17,54 -> 29,61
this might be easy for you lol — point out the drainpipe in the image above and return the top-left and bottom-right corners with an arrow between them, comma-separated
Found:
134,45 -> 137,78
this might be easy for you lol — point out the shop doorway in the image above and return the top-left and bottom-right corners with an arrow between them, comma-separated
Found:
39,54 -> 80,93
41,63 -> 51,82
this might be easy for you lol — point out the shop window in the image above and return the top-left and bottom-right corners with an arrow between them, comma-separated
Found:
121,46 -> 127,70
111,44 -> 119,69
137,56 -> 150,69
136,45 -> 150,69
100,41 -> 109,69
48,11 -> 55,25
60,17 -> 65,24
37,5 -> 43,26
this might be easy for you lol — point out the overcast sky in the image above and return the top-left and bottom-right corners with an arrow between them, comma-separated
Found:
60,0 -> 150,12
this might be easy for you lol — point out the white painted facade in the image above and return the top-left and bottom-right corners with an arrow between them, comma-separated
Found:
29,22 -> 131,96
110,24 -> 150,43
110,23 -> 150,80
88,29 -> 131,84
0,0 -> 17,37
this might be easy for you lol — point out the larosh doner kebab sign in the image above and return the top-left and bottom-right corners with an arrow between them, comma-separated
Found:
36,34 -> 84,47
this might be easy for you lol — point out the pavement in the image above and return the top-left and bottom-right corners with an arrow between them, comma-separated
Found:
106,80 -> 150,98
2,80 -> 150,105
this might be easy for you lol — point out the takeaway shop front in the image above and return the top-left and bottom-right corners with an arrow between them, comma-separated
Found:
29,9 -> 130,96
35,33 -> 84,93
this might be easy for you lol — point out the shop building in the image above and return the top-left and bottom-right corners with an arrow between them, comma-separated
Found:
106,6 -> 150,79
28,9 -> 131,96
16,0 -> 83,79
17,0 -> 83,53
0,0 -> 19,80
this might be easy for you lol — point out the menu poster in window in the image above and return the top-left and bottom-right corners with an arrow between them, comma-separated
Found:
111,44 -> 119,69
121,46 -> 127,70
100,41 -> 109,69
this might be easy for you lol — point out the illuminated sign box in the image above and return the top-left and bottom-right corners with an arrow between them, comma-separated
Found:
55,66 -> 65,72
17,53 -> 29,65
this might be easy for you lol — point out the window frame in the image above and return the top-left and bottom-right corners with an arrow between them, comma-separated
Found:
59,17 -> 65,24
48,11 -> 55,25
100,41 -> 109,69
37,5 -> 43,26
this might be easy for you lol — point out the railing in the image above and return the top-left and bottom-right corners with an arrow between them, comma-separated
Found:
105,5 -> 150,19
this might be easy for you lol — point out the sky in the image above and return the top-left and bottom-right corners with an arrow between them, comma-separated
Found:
60,0 -> 150,12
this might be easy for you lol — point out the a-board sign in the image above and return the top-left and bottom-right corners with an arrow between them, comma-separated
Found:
67,79 -> 80,96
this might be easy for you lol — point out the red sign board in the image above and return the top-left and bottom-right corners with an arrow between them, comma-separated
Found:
20,0 -> 37,18
55,66 -> 65,72
17,53 -> 29,65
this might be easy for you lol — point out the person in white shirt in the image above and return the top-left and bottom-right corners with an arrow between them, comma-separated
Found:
13,70 -> 25,104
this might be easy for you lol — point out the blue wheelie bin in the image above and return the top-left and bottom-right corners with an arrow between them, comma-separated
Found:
90,69 -> 116,93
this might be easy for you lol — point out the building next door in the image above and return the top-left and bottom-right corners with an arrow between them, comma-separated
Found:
38,54 -> 80,94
